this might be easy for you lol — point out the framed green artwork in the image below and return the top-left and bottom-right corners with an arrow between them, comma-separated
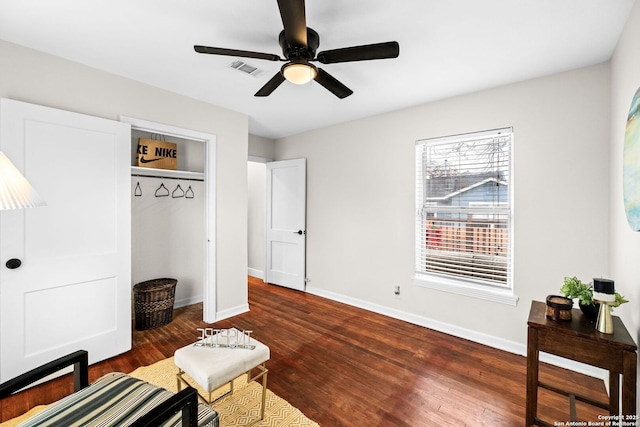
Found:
624,86 -> 640,231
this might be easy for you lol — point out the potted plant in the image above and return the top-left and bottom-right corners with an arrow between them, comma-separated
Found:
560,276 -> 628,321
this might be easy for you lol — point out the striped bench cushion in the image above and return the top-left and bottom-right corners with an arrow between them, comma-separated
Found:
16,372 -> 218,427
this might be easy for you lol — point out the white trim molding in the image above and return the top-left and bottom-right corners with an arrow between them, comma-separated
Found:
120,115 -> 217,323
248,268 -> 265,280
414,274 -> 519,306
215,304 -> 250,323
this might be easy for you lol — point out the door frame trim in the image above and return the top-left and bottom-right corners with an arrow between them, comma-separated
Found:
120,116 -> 217,323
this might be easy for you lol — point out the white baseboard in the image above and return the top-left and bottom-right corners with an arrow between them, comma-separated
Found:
173,296 -> 250,325
305,285 -> 607,383
174,296 -> 203,309
248,268 -> 264,280
215,303 -> 250,323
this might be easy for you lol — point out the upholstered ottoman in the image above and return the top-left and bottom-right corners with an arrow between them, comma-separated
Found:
174,328 -> 270,420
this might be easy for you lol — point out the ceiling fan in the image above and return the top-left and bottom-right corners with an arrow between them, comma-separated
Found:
194,0 -> 399,99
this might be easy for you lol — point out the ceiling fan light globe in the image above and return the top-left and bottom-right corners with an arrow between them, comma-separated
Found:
282,63 -> 317,85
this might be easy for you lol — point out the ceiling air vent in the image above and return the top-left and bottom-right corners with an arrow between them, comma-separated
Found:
228,60 -> 264,77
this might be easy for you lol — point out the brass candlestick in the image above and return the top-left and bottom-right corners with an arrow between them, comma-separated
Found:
594,299 -> 614,334
593,278 -> 616,334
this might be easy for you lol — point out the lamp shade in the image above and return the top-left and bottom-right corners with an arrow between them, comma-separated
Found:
282,63 -> 317,85
0,152 -> 46,210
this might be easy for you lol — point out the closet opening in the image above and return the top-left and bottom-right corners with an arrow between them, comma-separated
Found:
121,116 -> 217,326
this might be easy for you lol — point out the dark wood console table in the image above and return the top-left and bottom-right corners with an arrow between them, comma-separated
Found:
526,300 -> 637,426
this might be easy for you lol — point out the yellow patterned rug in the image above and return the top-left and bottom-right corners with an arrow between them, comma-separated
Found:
130,357 -> 319,426
1,357 -> 319,427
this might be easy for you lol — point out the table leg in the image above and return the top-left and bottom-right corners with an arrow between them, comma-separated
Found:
261,368 -> 268,420
609,371 -> 619,416
526,326 -> 539,426
622,350 -> 637,416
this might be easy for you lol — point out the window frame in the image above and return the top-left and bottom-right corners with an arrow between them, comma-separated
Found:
414,128 -> 518,306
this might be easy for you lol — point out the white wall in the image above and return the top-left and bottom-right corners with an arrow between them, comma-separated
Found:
248,161 -> 266,278
249,134 -> 275,160
609,0 -> 640,405
274,63 -> 611,352
131,176 -> 206,307
247,134 -> 274,279
0,40 -> 250,319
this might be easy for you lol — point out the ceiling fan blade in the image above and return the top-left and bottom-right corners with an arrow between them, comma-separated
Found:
314,68 -> 353,99
277,0 -> 307,47
194,45 -> 282,61
254,72 -> 286,97
316,41 -> 399,64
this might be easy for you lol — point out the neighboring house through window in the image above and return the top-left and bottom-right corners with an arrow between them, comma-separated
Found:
414,128 -> 517,305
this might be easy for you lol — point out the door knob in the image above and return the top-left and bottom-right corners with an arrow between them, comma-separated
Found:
6,258 -> 22,269
294,230 -> 306,235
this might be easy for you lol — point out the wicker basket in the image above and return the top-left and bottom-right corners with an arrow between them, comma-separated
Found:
133,278 -> 177,330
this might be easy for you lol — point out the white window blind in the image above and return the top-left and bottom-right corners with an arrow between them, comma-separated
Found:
415,128 -> 512,288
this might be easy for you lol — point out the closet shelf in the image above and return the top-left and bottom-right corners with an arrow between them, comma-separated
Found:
131,166 -> 204,181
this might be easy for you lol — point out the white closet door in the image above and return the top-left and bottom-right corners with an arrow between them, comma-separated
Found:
0,98 -> 131,381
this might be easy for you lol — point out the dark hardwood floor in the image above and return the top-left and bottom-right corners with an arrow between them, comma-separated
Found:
1,276 -> 608,426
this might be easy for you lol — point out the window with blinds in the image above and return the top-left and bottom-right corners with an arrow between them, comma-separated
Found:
415,128 -> 512,288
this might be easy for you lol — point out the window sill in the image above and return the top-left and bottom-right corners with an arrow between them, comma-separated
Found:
414,274 -> 519,306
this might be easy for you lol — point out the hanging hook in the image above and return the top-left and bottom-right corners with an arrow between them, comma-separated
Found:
185,185 -> 195,199
155,182 -> 169,197
172,184 -> 185,198
134,181 -> 142,197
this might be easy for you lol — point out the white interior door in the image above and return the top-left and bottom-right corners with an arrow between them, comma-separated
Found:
265,158 -> 306,291
0,98 -> 131,381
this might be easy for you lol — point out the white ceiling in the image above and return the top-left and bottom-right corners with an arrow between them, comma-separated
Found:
0,0 -> 635,139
